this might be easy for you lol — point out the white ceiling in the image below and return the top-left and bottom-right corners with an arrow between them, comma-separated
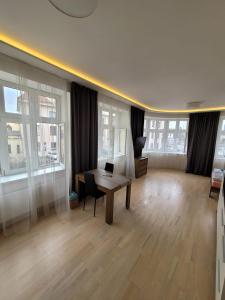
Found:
0,0 -> 225,111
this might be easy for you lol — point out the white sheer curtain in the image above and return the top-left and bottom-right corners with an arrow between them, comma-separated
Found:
0,53 -> 70,235
98,94 -> 135,178
213,112 -> 225,170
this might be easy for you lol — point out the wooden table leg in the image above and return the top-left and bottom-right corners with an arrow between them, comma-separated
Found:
105,192 -> 114,225
126,183 -> 131,209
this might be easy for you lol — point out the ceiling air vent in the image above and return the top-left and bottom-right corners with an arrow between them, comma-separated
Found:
186,101 -> 204,109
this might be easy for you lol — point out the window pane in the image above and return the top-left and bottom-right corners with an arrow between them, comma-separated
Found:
157,120 -> 164,129
150,120 -> 156,129
148,131 -> 155,150
156,132 -> 164,151
59,125 -> 65,164
102,111 -> 109,125
165,131 -> 187,153
217,134 -> 225,157
119,129 -> 126,155
100,128 -> 112,158
8,144 -> 11,154
37,123 -> 59,166
4,87 -> 29,114
176,131 -> 187,153
112,112 -> 117,127
169,120 -> 176,130
7,123 -> 26,170
222,120 -> 225,131
114,128 -> 126,156
165,132 -> 176,152
51,142 -> 56,149
145,131 -> 163,152
179,120 -> 188,130
50,125 -> 57,136
39,96 -> 56,118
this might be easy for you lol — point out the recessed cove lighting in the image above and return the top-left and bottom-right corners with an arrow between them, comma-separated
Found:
48,0 -> 98,18
1,33 -> 225,113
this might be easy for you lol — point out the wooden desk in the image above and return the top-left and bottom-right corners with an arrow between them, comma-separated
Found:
76,169 -> 132,225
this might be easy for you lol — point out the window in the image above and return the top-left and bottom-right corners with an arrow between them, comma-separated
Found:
98,104 -> 127,160
223,119 -> 225,131
215,116 -> 225,158
39,96 -> 56,118
50,125 -> 57,136
8,144 -> 11,154
144,117 -> 188,154
17,145 -> 21,154
6,122 -> 26,171
51,142 -> 57,150
37,142 -> 41,152
114,128 -> 127,157
102,110 -> 109,125
101,128 -> 112,158
59,124 -> 65,164
3,86 -> 29,114
37,123 -> 59,167
169,120 -> 176,130
0,79 -> 64,176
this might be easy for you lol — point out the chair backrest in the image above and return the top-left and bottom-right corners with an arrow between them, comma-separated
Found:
84,172 -> 97,197
105,162 -> 114,173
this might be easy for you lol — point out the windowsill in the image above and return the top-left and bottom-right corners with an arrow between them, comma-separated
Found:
0,165 -> 65,184
143,151 -> 187,155
98,154 -> 126,161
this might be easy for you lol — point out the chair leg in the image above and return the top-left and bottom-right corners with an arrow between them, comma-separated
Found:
83,198 -> 86,210
94,198 -> 97,217
209,187 -> 212,198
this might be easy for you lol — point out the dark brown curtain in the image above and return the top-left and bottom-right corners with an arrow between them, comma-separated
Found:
186,111 -> 220,177
71,82 -> 98,191
130,106 -> 145,158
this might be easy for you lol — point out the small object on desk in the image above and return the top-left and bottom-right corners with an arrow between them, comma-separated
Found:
104,162 -> 114,173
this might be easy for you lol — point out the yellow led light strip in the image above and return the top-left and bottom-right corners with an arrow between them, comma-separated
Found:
1,33 -> 225,113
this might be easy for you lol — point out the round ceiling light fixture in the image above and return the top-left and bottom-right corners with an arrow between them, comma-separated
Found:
48,0 -> 98,18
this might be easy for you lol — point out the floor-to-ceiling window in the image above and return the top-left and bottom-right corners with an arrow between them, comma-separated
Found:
0,53 -> 69,235
97,96 -> 135,177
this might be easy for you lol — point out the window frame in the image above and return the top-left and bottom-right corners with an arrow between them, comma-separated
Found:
98,104 -> 127,161
143,117 -> 189,154
215,115 -> 225,159
1,81 -> 30,115
98,106 -> 115,160
0,79 -> 64,177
